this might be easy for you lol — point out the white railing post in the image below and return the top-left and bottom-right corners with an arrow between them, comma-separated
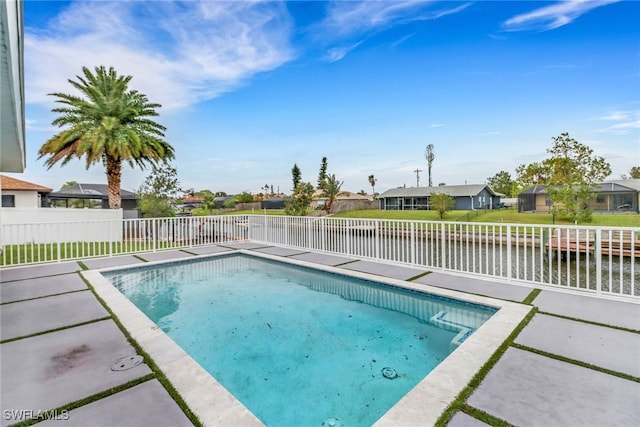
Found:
410,221 -> 416,265
440,222 -> 446,270
595,228 -> 602,296
506,224 -> 512,282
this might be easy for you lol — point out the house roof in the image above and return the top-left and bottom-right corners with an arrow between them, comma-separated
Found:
520,180 -> 640,194
182,196 -> 203,203
604,179 -> 640,192
0,175 -> 52,192
379,184 -> 499,198
48,183 -> 137,199
313,189 -> 372,200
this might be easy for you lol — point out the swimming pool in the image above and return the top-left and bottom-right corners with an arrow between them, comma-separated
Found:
85,248 -> 531,426
104,254 -> 496,426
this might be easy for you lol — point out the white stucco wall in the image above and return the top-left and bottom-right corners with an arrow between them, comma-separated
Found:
0,208 -> 123,244
2,190 -> 38,207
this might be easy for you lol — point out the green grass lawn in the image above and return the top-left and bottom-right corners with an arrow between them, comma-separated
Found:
332,209 -> 640,227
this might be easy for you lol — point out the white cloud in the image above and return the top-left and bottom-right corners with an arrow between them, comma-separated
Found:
315,1 -> 471,60
593,109 -> 640,134
597,111 -> 631,121
25,1 -> 294,111
325,41 -> 363,62
603,120 -> 640,131
503,0 -> 619,32
430,123 -> 445,128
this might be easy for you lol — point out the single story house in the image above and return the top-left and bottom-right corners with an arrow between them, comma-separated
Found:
379,184 -> 502,211
518,179 -> 640,213
0,175 -> 52,208
261,197 -> 286,209
45,183 -> 140,218
311,190 -> 375,212
214,196 -> 233,209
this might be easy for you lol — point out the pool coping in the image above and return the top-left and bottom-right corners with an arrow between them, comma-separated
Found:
83,249 -> 532,426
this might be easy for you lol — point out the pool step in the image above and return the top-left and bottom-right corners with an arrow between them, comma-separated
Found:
430,310 -> 475,351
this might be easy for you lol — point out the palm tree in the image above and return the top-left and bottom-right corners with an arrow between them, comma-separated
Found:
38,66 -> 174,209
322,174 -> 343,213
368,174 -> 377,196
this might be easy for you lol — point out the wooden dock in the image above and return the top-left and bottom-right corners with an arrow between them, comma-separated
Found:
546,237 -> 639,258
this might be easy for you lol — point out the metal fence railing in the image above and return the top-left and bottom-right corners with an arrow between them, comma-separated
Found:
1,215 -> 638,300
245,215 -> 639,300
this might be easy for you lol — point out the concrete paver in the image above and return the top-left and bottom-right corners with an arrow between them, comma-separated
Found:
37,379 -> 192,426
1,290 -> 109,340
0,320 -> 152,427
515,313 -> 640,377
252,246 -> 309,257
82,255 -> 145,270
0,273 -> 87,303
467,347 -> 640,427
414,272 -> 533,302
137,250 -> 193,262
447,412 -> 491,427
0,262 -> 81,282
339,260 -> 427,280
185,245 -> 233,255
534,290 -> 640,330
221,242 -> 270,250
289,252 -> 355,266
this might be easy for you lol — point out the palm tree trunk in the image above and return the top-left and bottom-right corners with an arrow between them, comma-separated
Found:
105,155 -> 122,209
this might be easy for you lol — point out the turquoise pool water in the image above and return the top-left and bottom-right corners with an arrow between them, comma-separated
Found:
105,254 -> 496,426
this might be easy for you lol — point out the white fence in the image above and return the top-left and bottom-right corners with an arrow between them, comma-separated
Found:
1,215 -> 638,300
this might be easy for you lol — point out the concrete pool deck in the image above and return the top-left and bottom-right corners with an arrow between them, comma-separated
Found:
1,243 -> 639,426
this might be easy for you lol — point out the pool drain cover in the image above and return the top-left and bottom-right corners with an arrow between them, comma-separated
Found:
111,355 -> 144,371
381,367 -> 398,379
322,417 -> 342,427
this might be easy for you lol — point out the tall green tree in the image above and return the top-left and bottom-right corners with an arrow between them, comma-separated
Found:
487,171 -> 516,197
291,163 -> 302,191
517,132 -> 611,222
38,66 -> 174,209
625,166 -> 640,179
138,162 -> 182,217
317,157 -> 328,189
515,161 -> 552,189
321,174 -> 343,213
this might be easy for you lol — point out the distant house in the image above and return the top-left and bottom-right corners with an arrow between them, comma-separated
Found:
45,183 -> 140,218
379,184 -> 502,211
311,190 -> 374,212
180,196 -> 203,211
518,179 -> 640,213
214,196 -> 233,208
261,197 -> 286,210
0,175 -> 52,208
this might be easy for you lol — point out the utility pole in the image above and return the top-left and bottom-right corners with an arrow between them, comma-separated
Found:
414,168 -> 422,187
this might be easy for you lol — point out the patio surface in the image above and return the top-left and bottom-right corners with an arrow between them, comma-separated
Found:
1,243 -> 638,426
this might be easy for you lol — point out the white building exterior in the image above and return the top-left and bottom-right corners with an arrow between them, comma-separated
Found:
0,0 -> 26,172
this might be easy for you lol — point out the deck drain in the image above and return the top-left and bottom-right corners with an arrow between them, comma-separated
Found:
322,417 -> 342,427
381,367 -> 398,379
111,355 -> 144,371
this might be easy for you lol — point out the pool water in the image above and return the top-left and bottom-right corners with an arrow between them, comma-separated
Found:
105,254 -> 496,426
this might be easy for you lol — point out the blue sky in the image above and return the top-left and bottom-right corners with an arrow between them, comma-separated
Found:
14,0 -> 640,195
